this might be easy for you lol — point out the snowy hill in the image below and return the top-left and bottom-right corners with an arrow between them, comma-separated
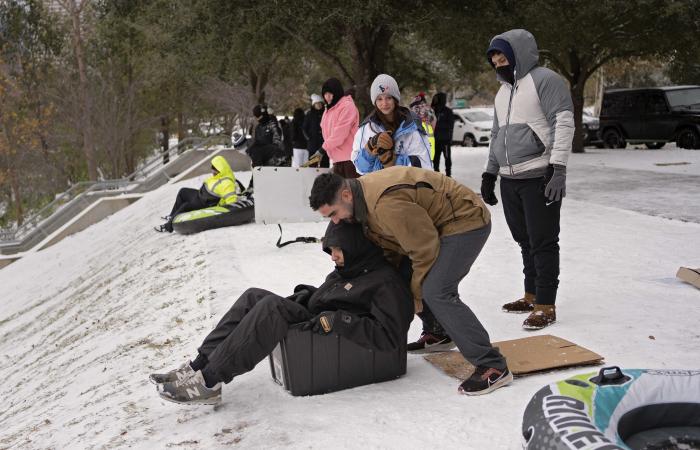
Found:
1,148 -> 699,449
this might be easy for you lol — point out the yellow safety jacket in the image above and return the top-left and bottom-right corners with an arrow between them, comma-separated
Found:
204,156 -> 238,206
422,122 -> 435,160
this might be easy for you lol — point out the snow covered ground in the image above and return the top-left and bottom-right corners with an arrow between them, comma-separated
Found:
1,147 -> 699,449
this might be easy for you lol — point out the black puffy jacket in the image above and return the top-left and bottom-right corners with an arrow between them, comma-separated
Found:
291,222 -> 413,351
432,92 -> 454,142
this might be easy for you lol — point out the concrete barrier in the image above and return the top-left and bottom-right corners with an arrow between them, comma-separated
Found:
34,194 -> 143,252
0,255 -> 20,270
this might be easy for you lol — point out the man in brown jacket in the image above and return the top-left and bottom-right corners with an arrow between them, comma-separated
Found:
309,166 -> 512,395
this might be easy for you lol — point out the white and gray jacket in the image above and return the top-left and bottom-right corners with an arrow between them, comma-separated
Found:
485,29 -> 574,179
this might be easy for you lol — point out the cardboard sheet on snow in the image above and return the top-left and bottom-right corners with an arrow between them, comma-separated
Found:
424,335 -> 603,379
677,267 -> 700,290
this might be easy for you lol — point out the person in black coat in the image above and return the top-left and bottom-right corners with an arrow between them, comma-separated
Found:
290,108 -> 309,167
152,221 -> 413,405
431,92 -> 455,177
247,104 -> 288,167
303,94 -> 330,167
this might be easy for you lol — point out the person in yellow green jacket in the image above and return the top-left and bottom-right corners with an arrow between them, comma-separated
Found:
156,156 -> 238,233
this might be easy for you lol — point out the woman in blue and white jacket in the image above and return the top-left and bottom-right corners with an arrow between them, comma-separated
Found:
351,74 -> 433,175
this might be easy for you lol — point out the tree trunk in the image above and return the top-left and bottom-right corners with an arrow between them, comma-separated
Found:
565,49 -> 586,153
249,68 -> 268,105
349,26 -> 393,116
8,160 -> 22,226
160,115 -> 170,164
177,111 -> 185,140
66,0 -> 98,180
569,79 -> 586,154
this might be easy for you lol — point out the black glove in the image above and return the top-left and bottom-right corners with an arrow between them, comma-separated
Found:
301,311 -> 337,335
285,284 -> 316,307
544,164 -> 566,203
480,172 -> 499,206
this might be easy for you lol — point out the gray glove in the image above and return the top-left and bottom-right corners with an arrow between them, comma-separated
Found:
544,164 -> 566,203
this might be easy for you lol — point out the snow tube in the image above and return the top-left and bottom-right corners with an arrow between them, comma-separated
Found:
522,367 -> 700,450
172,194 -> 254,235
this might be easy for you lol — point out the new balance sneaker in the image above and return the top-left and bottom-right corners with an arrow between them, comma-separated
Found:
407,332 -> 456,353
149,361 -> 195,385
522,305 -> 556,330
157,370 -> 221,405
502,292 -> 536,313
458,366 -> 513,395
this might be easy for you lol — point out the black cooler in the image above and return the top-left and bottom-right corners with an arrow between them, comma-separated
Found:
268,325 -> 407,396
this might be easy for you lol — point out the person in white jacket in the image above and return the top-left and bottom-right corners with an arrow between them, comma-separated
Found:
351,74 -> 433,175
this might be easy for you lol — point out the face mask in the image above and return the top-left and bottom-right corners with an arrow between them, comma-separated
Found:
496,65 -> 515,85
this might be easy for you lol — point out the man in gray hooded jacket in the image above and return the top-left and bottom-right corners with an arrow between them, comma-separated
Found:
480,29 -> 574,330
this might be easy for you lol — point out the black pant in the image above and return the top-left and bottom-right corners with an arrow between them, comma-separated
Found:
165,187 -> 210,230
197,288 -> 312,384
433,140 -> 452,177
500,177 -> 561,305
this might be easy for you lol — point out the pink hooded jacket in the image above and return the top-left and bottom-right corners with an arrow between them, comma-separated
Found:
320,95 -> 359,163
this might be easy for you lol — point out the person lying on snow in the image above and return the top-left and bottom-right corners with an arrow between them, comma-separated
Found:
155,156 -> 239,233
150,221 -> 413,405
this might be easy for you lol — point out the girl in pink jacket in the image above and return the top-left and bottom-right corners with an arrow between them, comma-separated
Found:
320,78 -> 360,178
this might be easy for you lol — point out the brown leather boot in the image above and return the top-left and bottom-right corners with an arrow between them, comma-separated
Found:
502,292 -> 536,313
522,304 -> 556,330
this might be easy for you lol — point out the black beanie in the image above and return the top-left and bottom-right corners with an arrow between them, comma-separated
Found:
252,104 -> 267,118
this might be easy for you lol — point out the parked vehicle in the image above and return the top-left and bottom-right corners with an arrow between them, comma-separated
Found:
599,86 -> 700,149
581,110 -> 603,147
452,108 -> 493,147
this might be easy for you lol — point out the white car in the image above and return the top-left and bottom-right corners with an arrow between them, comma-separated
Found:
452,108 -> 494,147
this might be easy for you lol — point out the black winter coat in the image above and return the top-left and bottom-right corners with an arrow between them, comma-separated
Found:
302,108 -> 324,153
254,115 -> 283,149
432,93 -> 454,142
290,110 -> 308,150
289,222 -> 413,351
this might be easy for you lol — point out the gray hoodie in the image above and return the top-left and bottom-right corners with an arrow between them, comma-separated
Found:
485,29 -> 574,178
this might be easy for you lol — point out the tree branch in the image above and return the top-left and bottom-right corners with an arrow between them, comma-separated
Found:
273,22 -> 354,84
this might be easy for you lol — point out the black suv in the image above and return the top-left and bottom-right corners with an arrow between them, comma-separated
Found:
599,86 -> 700,149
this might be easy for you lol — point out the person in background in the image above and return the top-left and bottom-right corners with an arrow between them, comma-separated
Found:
431,92 -> 454,177
409,92 -> 436,161
303,94 -> 329,168
316,77 -> 360,178
481,29 -> 573,330
279,115 -> 293,163
351,74 -> 432,175
151,221 -> 412,405
246,104 -> 287,167
290,108 -> 309,168
155,156 -> 238,233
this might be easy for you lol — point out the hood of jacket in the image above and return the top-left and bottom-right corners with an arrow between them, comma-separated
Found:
322,77 -> 345,109
432,92 -> 447,110
210,155 -> 234,180
322,221 -> 385,279
489,29 -> 539,80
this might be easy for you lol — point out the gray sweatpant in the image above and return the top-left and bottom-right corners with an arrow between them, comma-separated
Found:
422,223 -> 506,370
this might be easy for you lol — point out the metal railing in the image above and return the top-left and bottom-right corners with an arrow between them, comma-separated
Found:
0,134 -> 231,245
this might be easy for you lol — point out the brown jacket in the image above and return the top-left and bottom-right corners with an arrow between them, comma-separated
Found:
353,166 -> 490,312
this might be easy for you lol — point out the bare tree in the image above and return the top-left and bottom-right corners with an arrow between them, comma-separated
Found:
56,0 -> 98,180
